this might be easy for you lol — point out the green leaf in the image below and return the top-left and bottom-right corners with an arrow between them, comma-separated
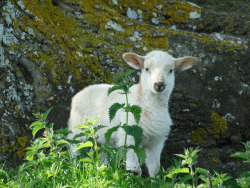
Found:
37,143 -> 51,150
79,158 -> 92,163
175,154 -> 186,159
42,107 -> 53,120
243,141 -> 250,151
231,152 -> 249,160
124,69 -> 135,78
111,70 -> 135,90
67,139 -> 81,144
113,70 -> 134,84
165,167 -> 189,178
104,125 -> 121,144
45,122 -> 54,129
109,103 -> 125,122
199,174 -> 208,183
102,144 -> 126,168
179,174 -> 192,184
114,147 -> 127,166
196,167 -> 210,175
55,129 -> 71,136
113,71 -> 125,84
85,117 -> 99,125
47,172 -> 55,178
32,124 -> 45,137
76,141 -> 93,150
30,121 -> 42,128
74,125 -> 89,129
182,158 -> 193,166
73,133 -> 87,139
123,84 -> 133,94
122,125 -> 143,147
128,146 -> 146,166
25,151 -> 37,161
102,144 -> 116,159
20,161 -> 38,171
189,148 -> 201,158
0,169 -> 9,183
56,140 -> 69,146
127,83 -> 134,90
130,105 -> 142,124
107,85 -> 124,95
94,125 -> 106,132
240,171 -> 250,177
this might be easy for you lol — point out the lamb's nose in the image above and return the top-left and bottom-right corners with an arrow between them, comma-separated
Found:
154,82 -> 165,92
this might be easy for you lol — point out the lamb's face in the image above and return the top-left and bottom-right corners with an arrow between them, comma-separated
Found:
141,52 -> 175,94
122,50 -> 197,94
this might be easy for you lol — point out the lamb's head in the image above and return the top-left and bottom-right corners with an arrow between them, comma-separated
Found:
123,50 -> 197,94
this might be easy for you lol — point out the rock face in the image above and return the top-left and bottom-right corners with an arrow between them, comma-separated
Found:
0,0 -> 249,174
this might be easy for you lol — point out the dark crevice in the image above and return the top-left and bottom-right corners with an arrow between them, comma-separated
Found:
51,0 -> 58,6
163,14 -> 171,20
16,61 -> 33,84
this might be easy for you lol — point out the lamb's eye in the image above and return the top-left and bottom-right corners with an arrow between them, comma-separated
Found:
169,69 -> 173,74
145,68 -> 149,72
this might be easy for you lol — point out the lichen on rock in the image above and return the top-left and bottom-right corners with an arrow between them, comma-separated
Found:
190,113 -> 228,145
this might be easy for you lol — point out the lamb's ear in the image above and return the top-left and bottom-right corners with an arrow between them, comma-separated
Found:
122,52 -> 145,70
175,56 -> 197,71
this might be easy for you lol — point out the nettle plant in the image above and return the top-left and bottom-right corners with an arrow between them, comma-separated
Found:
103,70 -> 146,171
160,148 -> 232,188
18,110 -> 119,187
231,141 -> 250,188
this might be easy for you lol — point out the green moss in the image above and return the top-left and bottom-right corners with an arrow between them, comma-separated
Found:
190,128 -> 207,145
16,136 -> 28,157
209,113 -> 228,137
223,18 -> 235,23
174,30 -> 247,52
189,103 -> 198,107
213,89 -> 224,93
190,113 -> 228,145
0,135 -> 29,158
166,1 -> 201,23
10,0 -> 121,88
8,0 -> 244,91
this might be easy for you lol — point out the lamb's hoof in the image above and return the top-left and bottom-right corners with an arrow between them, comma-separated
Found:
133,171 -> 141,176
127,166 -> 142,176
132,168 -> 142,176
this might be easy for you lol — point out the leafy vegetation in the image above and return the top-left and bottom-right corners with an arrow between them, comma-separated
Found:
0,70 -> 249,187
231,141 -> 250,188
104,69 -> 145,170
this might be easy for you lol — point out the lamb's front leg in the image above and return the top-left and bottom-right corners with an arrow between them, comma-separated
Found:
145,138 -> 165,177
117,133 -> 142,175
126,148 -> 142,176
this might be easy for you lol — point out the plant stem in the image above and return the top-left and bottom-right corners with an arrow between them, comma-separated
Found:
124,92 -> 130,171
124,92 -> 129,148
190,164 -> 196,188
208,172 -> 213,188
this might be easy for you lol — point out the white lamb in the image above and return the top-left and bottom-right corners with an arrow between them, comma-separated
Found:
67,50 -> 197,177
